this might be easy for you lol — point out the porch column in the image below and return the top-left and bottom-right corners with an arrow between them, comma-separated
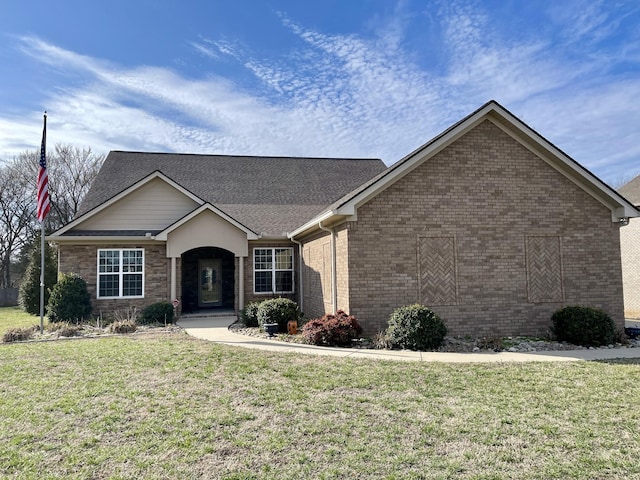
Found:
170,256 -> 177,301
238,256 -> 245,310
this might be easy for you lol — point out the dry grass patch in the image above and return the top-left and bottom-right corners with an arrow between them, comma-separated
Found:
1,333 -> 639,479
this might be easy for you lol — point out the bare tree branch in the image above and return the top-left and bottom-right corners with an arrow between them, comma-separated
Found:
0,144 -> 105,288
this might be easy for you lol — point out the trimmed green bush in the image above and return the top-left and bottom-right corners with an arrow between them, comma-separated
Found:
141,302 -> 174,325
257,298 -> 300,333
551,305 -> 615,347
241,301 -> 262,327
301,310 -> 362,346
46,273 -> 92,323
386,304 -> 447,351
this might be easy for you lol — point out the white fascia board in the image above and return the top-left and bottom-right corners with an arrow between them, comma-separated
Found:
335,109 -> 490,217
51,171 -> 206,237
334,102 -> 637,222
155,204 -> 260,241
487,112 -> 639,221
46,236 -> 160,243
287,210 -> 335,239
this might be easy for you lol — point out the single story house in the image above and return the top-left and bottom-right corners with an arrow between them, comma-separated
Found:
49,101 -> 638,336
619,175 -> 640,319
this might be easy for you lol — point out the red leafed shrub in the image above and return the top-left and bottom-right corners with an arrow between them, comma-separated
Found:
301,310 -> 362,346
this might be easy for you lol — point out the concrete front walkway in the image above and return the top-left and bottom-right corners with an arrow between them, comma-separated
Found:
178,316 -> 640,364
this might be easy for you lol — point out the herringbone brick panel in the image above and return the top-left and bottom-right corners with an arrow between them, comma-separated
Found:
419,236 -> 457,305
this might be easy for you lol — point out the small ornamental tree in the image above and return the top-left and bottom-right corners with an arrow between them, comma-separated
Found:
18,235 -> 58,315
386,304 -> 447,351
301,310 -> 362,346
46,273 -> 92,323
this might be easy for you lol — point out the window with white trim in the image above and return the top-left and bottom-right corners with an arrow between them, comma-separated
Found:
98,249 -> 144,298
254,247 -> 294,294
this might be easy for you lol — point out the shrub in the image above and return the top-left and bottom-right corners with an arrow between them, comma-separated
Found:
141,302 -> 174,325
257,298 -> 300,332
46,273 -> 92,323
476,337 -> 505,352
372,331 -> 393,350
551,306 -> 615,347
108,320 -> 137,334
2,326 -> 35,343
386,304 -> 447,351
48,322 -> 81,337
241,301 -> 262,327
301,310 -> 363,346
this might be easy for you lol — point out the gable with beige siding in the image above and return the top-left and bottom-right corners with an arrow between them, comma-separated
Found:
79,177 -> 199,231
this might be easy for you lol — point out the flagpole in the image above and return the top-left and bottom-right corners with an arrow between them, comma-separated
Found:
39,112 -> 47,334
40,218 -> 45,334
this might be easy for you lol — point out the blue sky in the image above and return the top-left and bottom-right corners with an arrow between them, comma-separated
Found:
1,0 -> 638,185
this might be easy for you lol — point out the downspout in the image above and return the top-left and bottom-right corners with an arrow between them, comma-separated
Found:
289,237 -> 304,313
318,220 -> 337,313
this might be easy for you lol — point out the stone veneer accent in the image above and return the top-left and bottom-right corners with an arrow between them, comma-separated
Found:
58,242 -> 169,317
621,217 -> 640,318
341,120 -> 624,337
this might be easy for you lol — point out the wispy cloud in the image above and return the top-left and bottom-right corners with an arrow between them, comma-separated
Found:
1,0 -> 638,184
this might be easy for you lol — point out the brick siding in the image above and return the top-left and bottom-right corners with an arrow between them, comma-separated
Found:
58,243 -> 169,317
621,217 -> 640,318
344,120 -> 624,336
301,231 -> 333,320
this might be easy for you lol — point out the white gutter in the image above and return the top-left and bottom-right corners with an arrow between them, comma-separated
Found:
288,210 -> 334,239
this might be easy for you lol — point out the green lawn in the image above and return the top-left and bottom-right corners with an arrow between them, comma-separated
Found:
0,306 -> 44,331
1,333 -> 639,479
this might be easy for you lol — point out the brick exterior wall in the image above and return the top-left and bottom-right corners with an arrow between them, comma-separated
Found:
621,217 -> 640,318
58,243 -> 169,317
335,223 -> 350,315
301,231 -> 333,320
57,239 -> 302,319
344,120 -> 625,337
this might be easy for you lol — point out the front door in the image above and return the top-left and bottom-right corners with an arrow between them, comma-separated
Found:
198,259 -> 222,307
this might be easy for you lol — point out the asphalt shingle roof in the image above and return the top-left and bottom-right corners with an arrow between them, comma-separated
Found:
77,151 -> 387,236
619,175 -> 640,206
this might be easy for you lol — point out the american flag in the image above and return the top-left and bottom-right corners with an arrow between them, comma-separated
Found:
36,114 -> 50,222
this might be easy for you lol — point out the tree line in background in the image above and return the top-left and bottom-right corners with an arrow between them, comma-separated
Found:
0,145 -> 104,292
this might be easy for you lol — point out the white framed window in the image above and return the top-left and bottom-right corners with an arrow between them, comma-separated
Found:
254,247 -> 294,294
97,249 -> 144,298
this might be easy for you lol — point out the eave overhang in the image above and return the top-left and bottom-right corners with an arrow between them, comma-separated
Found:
290,101 -> 638,239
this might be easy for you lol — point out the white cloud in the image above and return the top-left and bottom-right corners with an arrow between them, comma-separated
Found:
1,1 -> 638,186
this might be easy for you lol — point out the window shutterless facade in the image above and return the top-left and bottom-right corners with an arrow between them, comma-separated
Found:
97,249 -> 144,298
254,247 -> 294,294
